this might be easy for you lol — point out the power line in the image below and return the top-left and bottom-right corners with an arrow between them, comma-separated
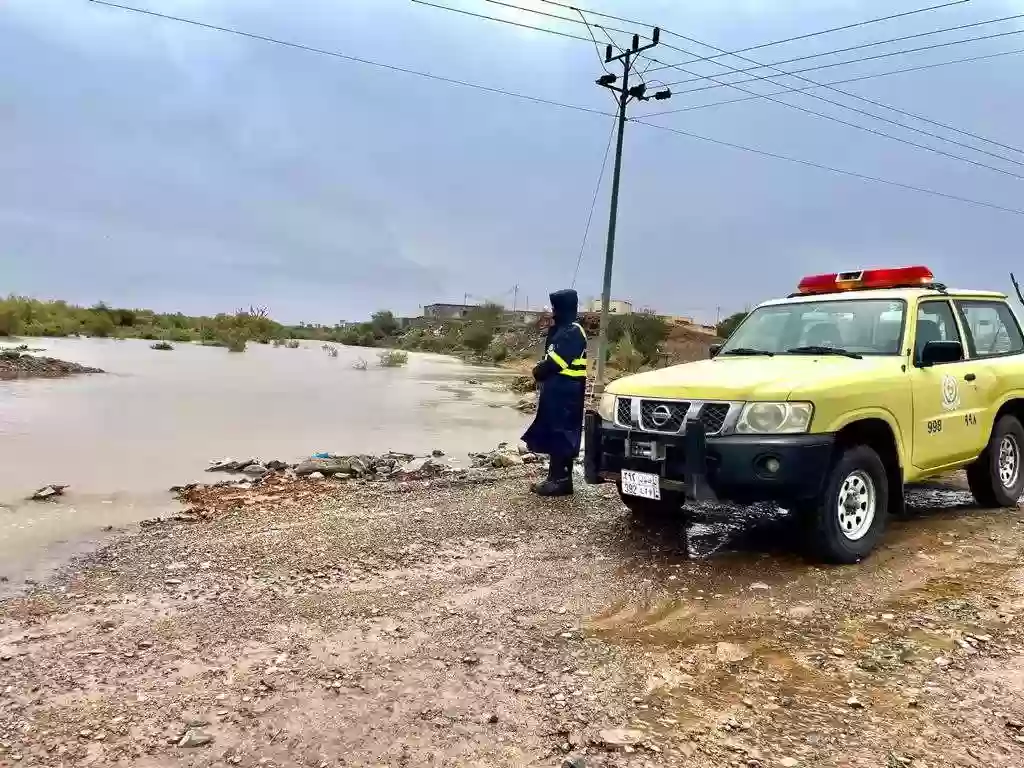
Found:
633,118 -> 1024,217
88,0 -> 1024,220
87,0 -> 612,117
572,120 -> 616,288
410,0 -> 593,42
537,0 -> 973,59
649,46 -> 1024,179
641,46 -> 1024,122
480,0 -> 643,41
656,13 -> 1024,85
659,26 -> 1024,95
648,38 -> 1024,168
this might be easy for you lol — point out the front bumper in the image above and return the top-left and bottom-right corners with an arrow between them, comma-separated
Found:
584,410 -> 835,504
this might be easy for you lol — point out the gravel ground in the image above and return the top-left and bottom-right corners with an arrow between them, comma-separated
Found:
2,470 -> 1024,767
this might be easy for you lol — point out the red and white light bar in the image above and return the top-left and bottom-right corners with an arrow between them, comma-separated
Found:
797,265 -> 935,295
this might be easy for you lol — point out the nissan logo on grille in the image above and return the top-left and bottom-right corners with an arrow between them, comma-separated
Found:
650,405 -> 673,427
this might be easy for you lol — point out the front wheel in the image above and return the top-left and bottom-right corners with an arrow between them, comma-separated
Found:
796,444 -> 889,564
967,414 -> 1024,508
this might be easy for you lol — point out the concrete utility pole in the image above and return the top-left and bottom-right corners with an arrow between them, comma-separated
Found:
593,30 -> 671,389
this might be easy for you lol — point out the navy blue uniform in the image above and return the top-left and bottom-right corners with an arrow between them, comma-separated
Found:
522,289 -> 587,461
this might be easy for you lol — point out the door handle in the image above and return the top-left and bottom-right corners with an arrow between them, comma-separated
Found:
965,373 -> 977,382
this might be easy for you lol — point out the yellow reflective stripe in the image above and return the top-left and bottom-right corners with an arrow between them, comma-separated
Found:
570,358 -> 587,366
547,348 -> 569,370
559,368 -> 587,377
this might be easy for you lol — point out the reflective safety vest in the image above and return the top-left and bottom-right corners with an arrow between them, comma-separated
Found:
547,322 -> 588,378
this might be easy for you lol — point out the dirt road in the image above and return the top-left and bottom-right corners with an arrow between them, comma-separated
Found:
2,469 -> 1024,767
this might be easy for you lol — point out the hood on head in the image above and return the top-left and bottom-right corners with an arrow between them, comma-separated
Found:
549,289 -> 578,325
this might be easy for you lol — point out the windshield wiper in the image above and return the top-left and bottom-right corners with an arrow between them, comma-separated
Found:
786,345 -> 863,359
720,347 -> 775,357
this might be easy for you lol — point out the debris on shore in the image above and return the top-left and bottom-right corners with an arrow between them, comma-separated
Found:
27,484 -> 68,501
0,351 -> 103,380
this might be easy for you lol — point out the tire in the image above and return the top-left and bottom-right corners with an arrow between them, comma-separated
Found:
798,444 -> 889,564
967,414 -> 1024,508
617,482 -> 684,521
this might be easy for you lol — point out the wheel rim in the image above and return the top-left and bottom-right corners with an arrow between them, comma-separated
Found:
998,434 -> 1020,489
837,470 -> 876,541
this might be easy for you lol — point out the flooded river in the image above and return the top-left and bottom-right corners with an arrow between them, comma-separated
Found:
0,338 -> 528,587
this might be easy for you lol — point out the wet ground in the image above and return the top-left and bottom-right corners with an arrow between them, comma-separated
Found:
2,469 -> 1023,767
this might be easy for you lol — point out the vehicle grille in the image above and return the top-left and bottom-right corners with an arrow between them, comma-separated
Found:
698,403 -> 730,434
616,397 -> 632,426
639,400 -> 690,432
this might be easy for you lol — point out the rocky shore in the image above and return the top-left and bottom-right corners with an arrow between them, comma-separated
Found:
0,350 -> 103,380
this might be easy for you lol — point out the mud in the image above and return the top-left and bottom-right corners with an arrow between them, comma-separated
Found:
2,469 -> 1024,767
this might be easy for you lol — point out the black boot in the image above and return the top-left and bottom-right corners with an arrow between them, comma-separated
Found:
533,457 -> 573,497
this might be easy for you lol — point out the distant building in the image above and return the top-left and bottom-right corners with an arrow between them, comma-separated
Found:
583,298 -> 632,315
423,303 -> 475,320
503,309 -> 545,325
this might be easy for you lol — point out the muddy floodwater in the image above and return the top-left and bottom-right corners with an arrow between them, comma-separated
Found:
0,338 -> 528,585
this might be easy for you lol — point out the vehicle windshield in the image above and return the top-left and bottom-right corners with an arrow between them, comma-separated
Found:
719,298 -> 906,357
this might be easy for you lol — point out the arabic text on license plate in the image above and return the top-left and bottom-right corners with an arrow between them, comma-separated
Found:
621,470 -> 661,500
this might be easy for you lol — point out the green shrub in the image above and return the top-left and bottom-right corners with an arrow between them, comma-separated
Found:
166,328 -> 194,343
462,326 -> 494,356
717,311 -> 748,339
378,349 -> 408,368
608,314 -> 668,365
285,339 -> 300,349
610,332 -> 645,374
371,310 -> 399,338
0,307 -> 21,337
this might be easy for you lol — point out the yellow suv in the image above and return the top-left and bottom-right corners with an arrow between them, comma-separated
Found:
584,266 -> 1024,563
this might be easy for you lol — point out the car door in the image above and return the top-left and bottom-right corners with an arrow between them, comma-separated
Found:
954,298 -> 1024,454
909,299 -> 983,470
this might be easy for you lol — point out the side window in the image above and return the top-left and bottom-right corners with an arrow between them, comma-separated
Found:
915,301 -> 962,362
956,301 -> 1024,357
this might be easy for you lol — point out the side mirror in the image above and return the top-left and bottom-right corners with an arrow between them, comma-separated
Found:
917,340 -> 963,367
709,343 -> 722,359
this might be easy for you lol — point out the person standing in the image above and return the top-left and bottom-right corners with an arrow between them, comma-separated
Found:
522,289 -> 588,496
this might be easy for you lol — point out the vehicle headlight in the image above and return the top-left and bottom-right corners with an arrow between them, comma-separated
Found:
736,402 -> 813,434
597,392 -> 616,421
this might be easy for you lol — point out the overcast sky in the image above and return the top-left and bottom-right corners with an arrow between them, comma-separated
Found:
3,0 -> 1023,323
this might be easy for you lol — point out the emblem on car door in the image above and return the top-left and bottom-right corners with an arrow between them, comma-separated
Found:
941,374 -> 960,411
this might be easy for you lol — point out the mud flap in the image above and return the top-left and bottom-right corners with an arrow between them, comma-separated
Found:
684,418 -> 717,502
583,410 -> 603,485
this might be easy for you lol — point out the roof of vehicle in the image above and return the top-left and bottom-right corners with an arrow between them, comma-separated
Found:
759,286 -> 1008,308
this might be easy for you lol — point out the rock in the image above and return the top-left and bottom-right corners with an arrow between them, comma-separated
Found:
750,582 -> 770,591
177,730 -> 213,748
716,642 -> 752,663
349,458 -> 369,476
562,757 -> 586,768
597,728 -> 645,749
515,397 -> 538,413
780,758 -> 799,767
295,458 -> 352,477
265,459 -> 290,471
308,472 -> 324,480
241,464 -> 268,477
432,449 -> 445,457
28,484 -> 68,501
521,453 -> 541,464
846,696 -> 864,708
486,713 -> 499,724
492,452 -> 524,468
461,654 -> 480,665
399,457 -> 430,475
831,648 -> 845,657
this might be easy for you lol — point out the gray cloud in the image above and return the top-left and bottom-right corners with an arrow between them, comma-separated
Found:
3,0 -> 1024,322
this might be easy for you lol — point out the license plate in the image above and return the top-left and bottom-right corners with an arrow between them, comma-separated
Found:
620,470 -> 661,500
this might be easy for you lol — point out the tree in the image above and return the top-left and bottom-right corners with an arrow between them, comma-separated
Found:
717,311 -> 748,339
371,310 -> 399,338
